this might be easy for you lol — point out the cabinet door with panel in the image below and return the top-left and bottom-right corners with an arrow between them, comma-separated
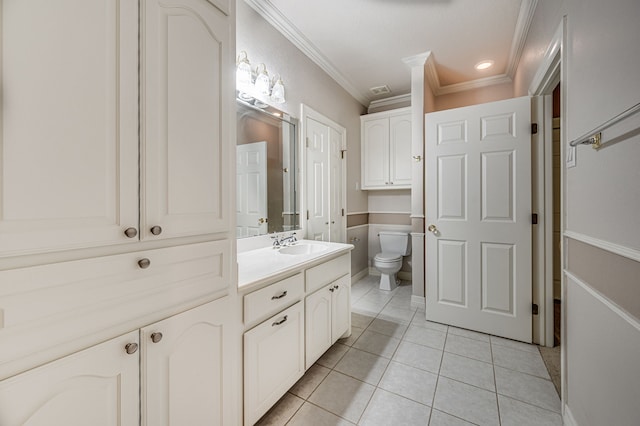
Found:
142,297 -> 235,426
361,108 -> 412,190
0,0 -> 139,256
244,301 -> 305,426
305,274 -> 351,369
0,331 -> 139,426
388,113 -> 413,186
141,0 -> 232,240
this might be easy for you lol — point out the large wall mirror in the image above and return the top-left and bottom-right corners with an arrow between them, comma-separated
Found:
236,100 -> 299,238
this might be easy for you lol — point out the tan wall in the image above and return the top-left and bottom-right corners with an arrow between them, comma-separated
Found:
434,82 -> 514,111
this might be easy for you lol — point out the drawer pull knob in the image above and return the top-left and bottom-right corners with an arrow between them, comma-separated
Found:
150,332 -> 163,343
150,225 -> 163,236
138,258 -> 151,269
124,227 -> 138,238
125,343 -> 138,355
329,287 -> 335,292
334,285 -> 339,290
271,291 -> 288,300
272,315 -> 288,326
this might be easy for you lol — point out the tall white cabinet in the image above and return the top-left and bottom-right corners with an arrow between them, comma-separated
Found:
0,0 -> 238,424
361,107 -> 412,190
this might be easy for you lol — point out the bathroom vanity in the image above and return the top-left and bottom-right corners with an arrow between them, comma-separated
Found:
237,239 -> 353,425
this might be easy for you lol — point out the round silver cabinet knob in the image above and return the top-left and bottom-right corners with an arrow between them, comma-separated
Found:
125,343 -> 138,355
150,332 -> 163,343
124,227 -> 138,238
138,258 -> 151,269
150,226 -> 162,236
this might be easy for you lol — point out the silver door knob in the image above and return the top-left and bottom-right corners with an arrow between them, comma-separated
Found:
138,258 -> 151,269
150,332 -> 163,343
125,343 -> 138,355
428,224 -> 438,234
150,226 -> 162,235
124,227 -> 138,238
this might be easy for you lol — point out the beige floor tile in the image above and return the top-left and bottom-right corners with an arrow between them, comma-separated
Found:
338,325 -> 365,347
444,334 -> 492,363
393,340 -> 443,374
287,402 -> 355,426
492,344 -> 550,379
334,347 -> 390,385
494,366 -> 561,413
359,388 -> 431,426
351,312 -> 375,329
429,409 -> 477,425
316,343 -> 349,369
308,371 -> 376,424
433,376 -> 499,426
255,392 -> 304,426
289,364 -> 331,399
352,329 -> 401,359
448,326 -> 491,342
378,360 -> 438,406
498,394 -> 563,426
367,317 -> 409,339
440,352 -> 495,391
403,324 -> 447,350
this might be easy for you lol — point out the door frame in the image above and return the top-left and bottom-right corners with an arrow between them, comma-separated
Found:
529,18 -> 566,348
300,104 -> 347,242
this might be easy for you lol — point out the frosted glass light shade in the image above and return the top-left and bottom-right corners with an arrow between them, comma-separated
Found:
236,51 -> 252,92
271,78 -> 285,104
254,64 -> 270,96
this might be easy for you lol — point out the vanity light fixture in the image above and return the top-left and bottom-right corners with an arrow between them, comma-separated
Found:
474,60 -> 494,70
236,51 -> 286,106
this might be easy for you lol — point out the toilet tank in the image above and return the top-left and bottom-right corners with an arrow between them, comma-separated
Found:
379,232 -> 411,255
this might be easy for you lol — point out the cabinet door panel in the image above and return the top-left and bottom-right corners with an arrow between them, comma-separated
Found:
361,118 -> 390,188
0,0 -> 139,256
142,0 -> 231,239
0,331 -> 139,426
244,301 -> 305,426
389,113 -> 413,186
331,275 -> 351,343
305,285 -> 333,369
142,297 -> 235,426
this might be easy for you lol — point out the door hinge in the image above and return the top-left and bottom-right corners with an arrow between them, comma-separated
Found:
341,149 -> 346,159
306,210 -> 309,220
532,303 -> 539,315
341,208 -> 345,217
532,213 -> 538,225
306,137 -> 309,148
531,123 -> 538,134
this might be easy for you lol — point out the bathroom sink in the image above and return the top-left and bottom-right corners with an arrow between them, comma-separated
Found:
278,243 -> 328,255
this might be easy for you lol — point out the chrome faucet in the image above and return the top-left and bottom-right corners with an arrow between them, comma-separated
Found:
271,232 -> 297,248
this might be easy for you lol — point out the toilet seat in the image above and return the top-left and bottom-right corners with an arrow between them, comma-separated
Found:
374,252 -> 402,263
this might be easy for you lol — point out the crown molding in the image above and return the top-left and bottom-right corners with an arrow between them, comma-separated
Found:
368,93 -> 412,112
244,0 -> 370,106
245,0 -> 538,105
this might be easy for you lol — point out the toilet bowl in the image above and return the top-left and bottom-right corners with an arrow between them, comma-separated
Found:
374,232 -> 411,291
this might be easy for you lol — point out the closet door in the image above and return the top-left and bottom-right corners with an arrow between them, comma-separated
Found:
141,0 -> 232,240
0,0 -> 139,256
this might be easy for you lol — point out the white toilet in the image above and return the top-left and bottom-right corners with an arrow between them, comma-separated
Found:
374,232 -> 411,291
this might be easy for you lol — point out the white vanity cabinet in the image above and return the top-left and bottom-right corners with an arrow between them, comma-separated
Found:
0,331 -> 140,426
142,298 -> 235,426
244,301 -> 305,426
305,274 -> 351,369
361,107 -> 412,190
0,298 -> 233,426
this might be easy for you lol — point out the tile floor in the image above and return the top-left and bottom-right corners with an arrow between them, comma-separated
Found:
256,275 -> 562,426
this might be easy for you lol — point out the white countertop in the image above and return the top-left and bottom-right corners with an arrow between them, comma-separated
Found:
237,240 -> 353,290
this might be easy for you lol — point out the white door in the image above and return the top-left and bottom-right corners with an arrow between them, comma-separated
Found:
425,96 -> 532,342
389,113 -> 413,186
0,331 -> 139,426
236,142 -> 268,237
142,298 -> 234,426
142,0 -> 231,240
362,117 -> 390,188
306,117 -> 330,241
0,0 -> 139,256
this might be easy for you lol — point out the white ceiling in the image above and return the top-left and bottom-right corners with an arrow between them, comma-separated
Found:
244,0 -> 538,106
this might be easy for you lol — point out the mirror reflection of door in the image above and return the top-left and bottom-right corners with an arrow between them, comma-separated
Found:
236,141 -> 268,237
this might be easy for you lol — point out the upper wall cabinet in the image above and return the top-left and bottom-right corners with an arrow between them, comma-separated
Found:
141,0 -> 231,241
0,0 -> 232,257
361,107 -> 412,190
0,1 -> 140,257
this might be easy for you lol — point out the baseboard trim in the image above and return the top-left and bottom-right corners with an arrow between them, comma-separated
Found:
411,295 -> 425,310
351,268 -> 369,283
563,404 -> 578,426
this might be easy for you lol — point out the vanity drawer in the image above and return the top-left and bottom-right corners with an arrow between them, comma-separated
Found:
305,254 -> 350,294
244,273 -> 304,327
